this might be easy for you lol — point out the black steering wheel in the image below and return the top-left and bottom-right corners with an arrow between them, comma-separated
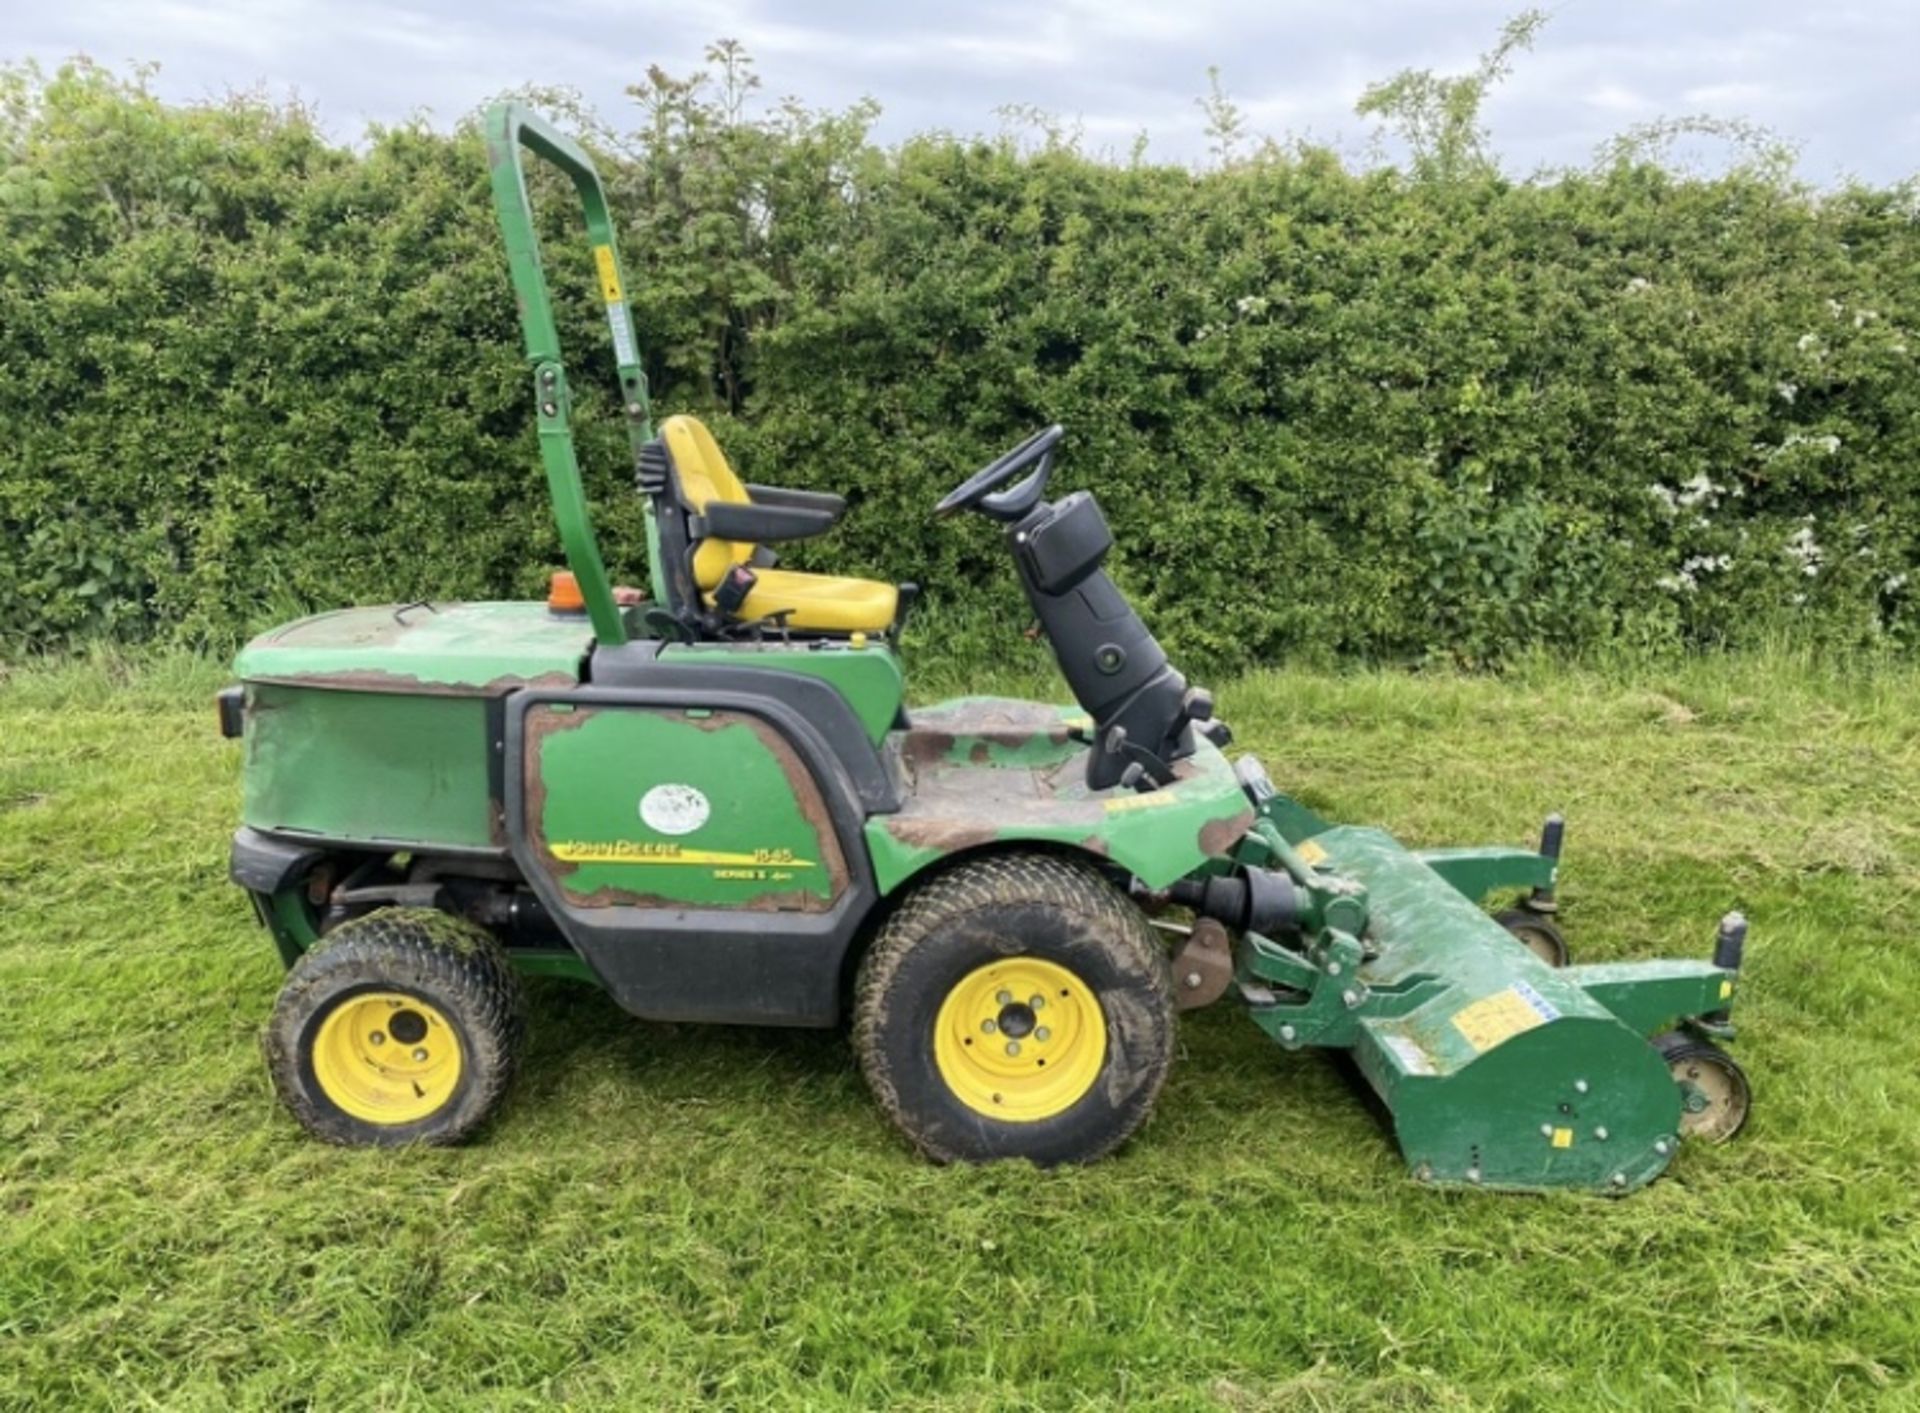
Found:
934,424 -> 1064,522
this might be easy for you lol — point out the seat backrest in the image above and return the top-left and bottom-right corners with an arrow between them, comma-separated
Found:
660,415 -> 755,590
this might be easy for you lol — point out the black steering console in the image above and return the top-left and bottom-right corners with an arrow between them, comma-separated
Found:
938,426 -> 1228,791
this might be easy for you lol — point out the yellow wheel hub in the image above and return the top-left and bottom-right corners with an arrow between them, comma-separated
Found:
933,957 -> 1106,1122
311,991 -> 463,1125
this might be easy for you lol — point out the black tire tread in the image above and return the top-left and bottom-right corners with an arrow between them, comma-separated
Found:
854,852 -> 1174,1165
264,907 -> 526,1147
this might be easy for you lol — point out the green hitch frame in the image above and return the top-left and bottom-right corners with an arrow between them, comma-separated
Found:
485,103 -> 655,645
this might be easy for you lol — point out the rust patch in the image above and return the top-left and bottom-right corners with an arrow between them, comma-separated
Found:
521,705 -> 600,879
883,817 -> 1000,853
247,669 -> 578,699
733,711 -> 851,900
1199,806 -> 1255,858
1075,833 -> 1112,858
1169,917 -> 1234,1010
968,740 -> 992,765
556,881 -> 832,913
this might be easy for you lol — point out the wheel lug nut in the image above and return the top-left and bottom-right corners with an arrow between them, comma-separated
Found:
1034,1026 -> 1051,1042
1005,1041 -> 1021,1057
413,1048 -> 429,1062
370,1032 -> 386,1046
1030,995 -> 1045,1009
996,990 -> 1012,1005
981,1019 -> 997,1034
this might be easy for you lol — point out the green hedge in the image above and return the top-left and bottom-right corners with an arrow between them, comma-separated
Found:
4,59 -> 1918,670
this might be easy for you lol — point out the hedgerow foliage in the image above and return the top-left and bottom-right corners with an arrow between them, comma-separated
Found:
4,32 -> 1919,669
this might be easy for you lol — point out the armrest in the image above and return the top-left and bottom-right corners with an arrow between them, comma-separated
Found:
746,483 -> 847,518
701,499 -> 840,544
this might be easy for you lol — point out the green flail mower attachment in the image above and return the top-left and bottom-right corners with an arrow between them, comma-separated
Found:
1188,765 -> 1749,1193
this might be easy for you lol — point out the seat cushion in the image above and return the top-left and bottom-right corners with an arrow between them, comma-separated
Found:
710,568 -> 898,634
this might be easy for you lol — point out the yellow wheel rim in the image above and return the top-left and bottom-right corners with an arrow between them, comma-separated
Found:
933,958 -> 1106,1122
311,991 -> 464,1125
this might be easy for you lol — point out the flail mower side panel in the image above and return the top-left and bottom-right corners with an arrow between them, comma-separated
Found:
1240,824 -> 1738,1193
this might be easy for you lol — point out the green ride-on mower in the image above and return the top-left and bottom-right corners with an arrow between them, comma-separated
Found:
221,106 -> 1753,1193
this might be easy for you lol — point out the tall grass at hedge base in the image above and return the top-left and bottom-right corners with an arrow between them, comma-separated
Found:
2,52 -> 1918,673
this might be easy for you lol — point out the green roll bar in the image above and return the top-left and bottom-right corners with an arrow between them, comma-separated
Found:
485,103 -> 655,646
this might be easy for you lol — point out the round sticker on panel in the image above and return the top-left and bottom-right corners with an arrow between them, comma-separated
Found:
639,783 -> 710,836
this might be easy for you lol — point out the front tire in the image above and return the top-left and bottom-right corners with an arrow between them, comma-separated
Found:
264,908 -> 525,1147
854,853 -> 1175,1166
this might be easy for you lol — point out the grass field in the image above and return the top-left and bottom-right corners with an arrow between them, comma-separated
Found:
2,649 -> 1917,1409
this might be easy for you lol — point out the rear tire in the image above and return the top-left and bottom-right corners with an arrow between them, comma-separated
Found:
854,853 -> 1175,1166
1493,908 -> 1569,967
264,908 -> 525,1147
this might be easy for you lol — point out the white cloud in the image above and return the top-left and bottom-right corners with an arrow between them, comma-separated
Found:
5,0 -> 1917,181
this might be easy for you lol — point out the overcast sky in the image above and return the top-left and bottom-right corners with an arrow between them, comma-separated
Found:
8,0 -> 1917,184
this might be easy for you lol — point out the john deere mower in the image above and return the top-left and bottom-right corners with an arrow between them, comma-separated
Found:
221,106 -> 1753,1192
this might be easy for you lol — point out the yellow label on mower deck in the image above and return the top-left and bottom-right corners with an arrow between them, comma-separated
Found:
592,244 -> 623,302
1551,1127 -> 1574,1148
1296,839 -> 1329,866
1450,982 -> 1560,1054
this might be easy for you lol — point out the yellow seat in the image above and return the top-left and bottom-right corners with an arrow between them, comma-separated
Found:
659,415 -> 898,634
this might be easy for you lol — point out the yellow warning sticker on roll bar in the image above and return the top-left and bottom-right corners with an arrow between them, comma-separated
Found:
592,244 -> 623,302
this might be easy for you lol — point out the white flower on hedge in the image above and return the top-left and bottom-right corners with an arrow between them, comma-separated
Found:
1827,299 -> 1845,318
1676,473 -> 1721,508
1657,571 -> 1697,593
1625,276 -> 1652,294
1234,295 -> 1269,317
1796,332 -> 1823,355
1786,524 -> 1823,576
1776,381 -> 1798,402
1682,554 -> 1731,576
1765,433 -> 1842,459
1855,308 -> 1879,327
1646,483 -> 1679,516
1887,574 -> 1909,593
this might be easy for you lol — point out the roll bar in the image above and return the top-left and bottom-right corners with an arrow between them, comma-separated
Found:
485,103 -> 654,645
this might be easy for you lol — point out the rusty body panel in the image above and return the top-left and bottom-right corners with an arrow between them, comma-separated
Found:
236,602 -> 595,696
521,701 -> 849,912
865,697 -> 1256,895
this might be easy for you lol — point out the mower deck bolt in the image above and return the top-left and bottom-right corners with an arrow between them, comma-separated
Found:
1466,1166 -> 1482,1184
1279,1024 -> 1297,1042
1654,1138 -> 1671,1155
1341,988 -> 1359,1008
1594,1126 -> 1609,1141
1575,1079 -> 1590,1094
1540,1124 -> 1554,1137
1611,1172 -> 1627,1188
1327,962 -> 1341,976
